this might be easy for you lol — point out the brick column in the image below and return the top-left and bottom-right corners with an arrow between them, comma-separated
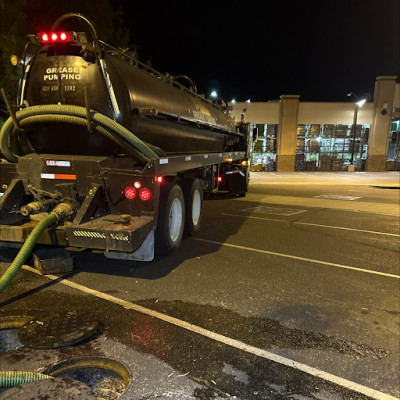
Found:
277,95 -> 300,171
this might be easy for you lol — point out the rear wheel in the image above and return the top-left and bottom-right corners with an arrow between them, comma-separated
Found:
155,183 -> 185,256
183,178 -> 203,236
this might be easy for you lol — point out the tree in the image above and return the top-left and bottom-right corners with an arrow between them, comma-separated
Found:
0,0 -> 28,107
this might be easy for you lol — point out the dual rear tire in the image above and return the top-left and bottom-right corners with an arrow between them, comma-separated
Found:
155,179 -> 203,256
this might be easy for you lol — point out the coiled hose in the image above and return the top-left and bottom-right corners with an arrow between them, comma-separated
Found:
0,213 -> 57,294
0,104 -> 159,163
0,371 -> 51,387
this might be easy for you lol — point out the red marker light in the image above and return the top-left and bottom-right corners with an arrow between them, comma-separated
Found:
217,176 -> 222,182
41,33 -> 49,42
60,32 -> 67,41
155,176 -> 163,183
139,188 -> 151,200
51,33 -> 58,41
124,187 -> 136,199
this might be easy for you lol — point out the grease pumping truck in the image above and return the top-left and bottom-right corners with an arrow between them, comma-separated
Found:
0,13 -> 250,267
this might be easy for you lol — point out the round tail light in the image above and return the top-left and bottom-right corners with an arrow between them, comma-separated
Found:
139,188 -> 151,200
124,187 -> 136,199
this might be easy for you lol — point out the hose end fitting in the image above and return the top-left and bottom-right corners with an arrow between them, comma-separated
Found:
51,199 -> 79,222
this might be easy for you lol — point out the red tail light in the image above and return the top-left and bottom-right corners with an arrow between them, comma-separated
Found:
124,187 -> 136,199
139,188 -> 151,200
37,31 -> 75,44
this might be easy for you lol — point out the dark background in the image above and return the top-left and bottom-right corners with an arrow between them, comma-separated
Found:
0,0 -> 399,104
116,0 -> 399,102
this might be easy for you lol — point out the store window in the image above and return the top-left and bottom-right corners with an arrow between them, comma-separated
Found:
296,123 -> 370,171
386,121 -> 400,171
251,124 -> 278,171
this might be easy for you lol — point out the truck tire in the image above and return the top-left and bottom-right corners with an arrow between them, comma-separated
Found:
155,183 -> 185,256
183,178 -> 203,236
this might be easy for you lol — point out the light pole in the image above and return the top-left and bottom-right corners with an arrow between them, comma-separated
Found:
349,99 -> 366,170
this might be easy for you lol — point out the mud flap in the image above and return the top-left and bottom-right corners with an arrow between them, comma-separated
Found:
103,229 -> 154,261
226,169 -> 247,196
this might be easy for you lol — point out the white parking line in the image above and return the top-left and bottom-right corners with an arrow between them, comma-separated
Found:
192,237 -> 400,279
21,265 -> 399,400
221,213 -> 400,237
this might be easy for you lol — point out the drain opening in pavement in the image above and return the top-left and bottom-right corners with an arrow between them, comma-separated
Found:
0,316 -> 31,353
43,357 -> 131,400
0,313 -> 131,400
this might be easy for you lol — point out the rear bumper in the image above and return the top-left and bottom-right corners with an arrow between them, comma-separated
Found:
0,214 -> 154,253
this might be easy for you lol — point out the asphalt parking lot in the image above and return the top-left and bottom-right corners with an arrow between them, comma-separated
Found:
1,172 -> 399,400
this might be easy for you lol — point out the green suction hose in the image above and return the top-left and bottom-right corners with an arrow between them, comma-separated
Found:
0,213 -> 57,294
0,104 -> 159,162
0,371 -> 52,387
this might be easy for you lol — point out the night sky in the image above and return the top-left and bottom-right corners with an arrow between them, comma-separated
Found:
117,0 -> 399,103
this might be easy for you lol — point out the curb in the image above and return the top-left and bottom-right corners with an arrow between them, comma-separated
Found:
369,184 -> 400,189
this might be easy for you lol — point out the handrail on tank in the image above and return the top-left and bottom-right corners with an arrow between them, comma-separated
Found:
51,13 -> 99,51
46,13 -> 230,115
98,40 -> 228,114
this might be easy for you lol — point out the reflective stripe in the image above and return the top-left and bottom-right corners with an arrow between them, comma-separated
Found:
41,173 -> 76,180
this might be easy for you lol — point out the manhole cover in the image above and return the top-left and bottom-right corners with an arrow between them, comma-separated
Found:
0,377 -> 95,400
18,312 -> 101,349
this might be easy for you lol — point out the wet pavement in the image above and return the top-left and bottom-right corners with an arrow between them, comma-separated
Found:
0,172 -> 399,399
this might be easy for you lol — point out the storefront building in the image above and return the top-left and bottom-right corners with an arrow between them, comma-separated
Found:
231,76 -> 399,172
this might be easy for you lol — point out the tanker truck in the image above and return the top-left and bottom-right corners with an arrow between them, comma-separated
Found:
0,14 -> 250,261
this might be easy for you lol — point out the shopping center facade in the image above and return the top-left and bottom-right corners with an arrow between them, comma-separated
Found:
230,76 -> 399,172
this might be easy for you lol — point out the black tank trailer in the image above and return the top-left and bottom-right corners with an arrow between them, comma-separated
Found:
19,14 -> 241,157
0,14 -> 250,260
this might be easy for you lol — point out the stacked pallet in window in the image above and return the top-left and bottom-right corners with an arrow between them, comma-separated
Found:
295,153 -> 305,171
323,124 -> 335,138
354,125 -> 362,137
353,141 -> 360,153
320,155 -> 333,171
267,124 -> 278,137
332,158 -> 344,171
309,124 -> 321,137
297,125 -> 306,152
264,162 -> 275,171
266,138 -> 276,152
307,139 -> 320,152
335,125 -> 347,138
306,160 -> 317,171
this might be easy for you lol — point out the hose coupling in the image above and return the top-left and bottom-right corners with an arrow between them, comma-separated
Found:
51,198 -> 79,222
20,198 -> 60,217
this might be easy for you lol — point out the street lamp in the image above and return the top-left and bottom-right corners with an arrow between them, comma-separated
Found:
349,99 -> 366,169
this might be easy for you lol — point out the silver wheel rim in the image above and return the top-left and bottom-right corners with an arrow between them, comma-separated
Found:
192,189 -> 201,226
169,197 -> 183,242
